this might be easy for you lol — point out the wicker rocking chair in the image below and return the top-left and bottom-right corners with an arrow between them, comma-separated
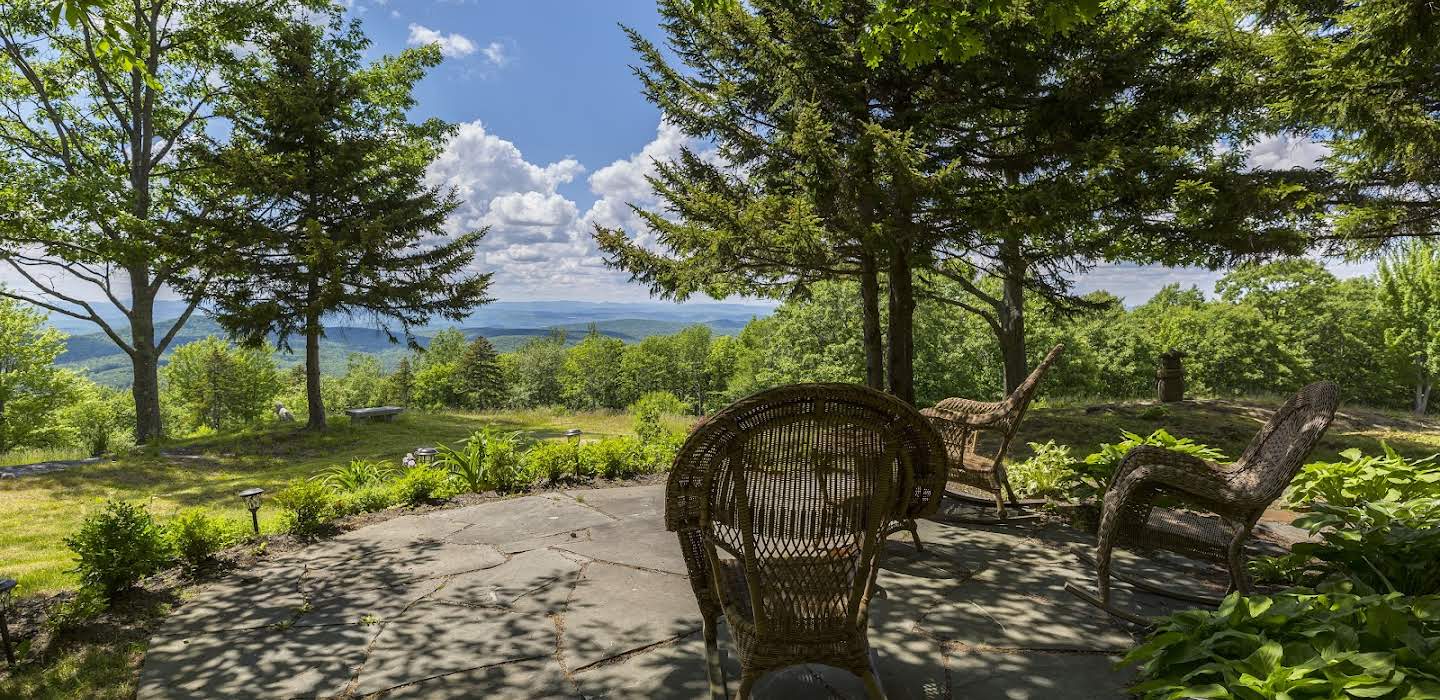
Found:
921,344 -> 1064,517
666,384 -> 944,699
1066,381 -> 1340,624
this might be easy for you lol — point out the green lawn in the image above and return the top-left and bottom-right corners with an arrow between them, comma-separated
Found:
1,398 -> 1436,599
0,408 -> 684,597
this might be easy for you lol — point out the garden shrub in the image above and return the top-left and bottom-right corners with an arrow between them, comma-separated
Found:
168,509 -> 230,567
314,458 -> 395,490
580,436 -> 644,479
1005,441 -> 1076,500
630,391 -> 685,444
437,431 -> 489,492
1068,429 -> 1227,500
65,499 -> 173,597
484,431 -> 528,493
1287,443 -> 1440,507
333,482 -> 398,516
526,441 -> 579,484
275,480 -> 336,536
45,586 -> 110,631
1125,588 -> 1440,699
1250,498 -> 1440,596
390,464 -> 451,506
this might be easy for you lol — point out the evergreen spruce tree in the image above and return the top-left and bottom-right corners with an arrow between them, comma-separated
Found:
456,337 -> 506,410
389,357 -> 415,408
189,18 -> 491,429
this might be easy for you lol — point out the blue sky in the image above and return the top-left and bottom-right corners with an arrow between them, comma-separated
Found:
1,1 -> 1372,309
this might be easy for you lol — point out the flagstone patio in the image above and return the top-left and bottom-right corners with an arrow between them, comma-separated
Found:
136,485 -> 1197,699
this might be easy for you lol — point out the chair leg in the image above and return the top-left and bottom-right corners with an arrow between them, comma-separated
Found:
992,487 -> 1007,519
1226,522 -> 1254,596
908,519 -> 924,552
859,667 -> 888,700
1093,494 -> 1125,605
733,670 -> 757,700
703,617 -> 726,700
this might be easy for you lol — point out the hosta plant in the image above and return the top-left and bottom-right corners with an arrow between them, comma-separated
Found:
1249,498 -> 1440,596
1005,441 -> 1076,500
1067,429 -> 1228,501
1287,443 -> 1440,507
1125,587 -> 1440,699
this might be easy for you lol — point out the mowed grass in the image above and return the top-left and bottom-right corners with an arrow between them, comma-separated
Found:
0,408 -> 691,597
1,398 -> 1435,599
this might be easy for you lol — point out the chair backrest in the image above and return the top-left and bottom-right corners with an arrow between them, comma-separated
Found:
1230,381 -> 1341,504
666,384 -> 936,635
999,344 -> 1065,428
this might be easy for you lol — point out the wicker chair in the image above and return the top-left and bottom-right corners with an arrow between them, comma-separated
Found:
666,383 -> 944,699
921,344 -> 1064,517
1067,381 -> 1340,622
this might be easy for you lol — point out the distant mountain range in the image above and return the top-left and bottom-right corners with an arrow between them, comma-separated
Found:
46,300 -> 774,388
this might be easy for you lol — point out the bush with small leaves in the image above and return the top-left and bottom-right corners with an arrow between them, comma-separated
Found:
45,586 -> 110,631
485,431 -> 529,493
168,509 -> 230,567
65,499 -> 174,597
333,482 -> 398,516
525,441 -> 579,485
275,480 -> 337,536
630,391 -> 685,444
390,465 -> 451,506
580,437 -> 644,479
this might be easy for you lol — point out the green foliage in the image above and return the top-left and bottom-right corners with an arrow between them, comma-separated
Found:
192,19 -> 492,429
275,481 -> 336,537
162,336 -> 281,433
337,354 -> 388,409
0,296 -> 77,453
390,464 -> 450,506
167,509 -> 230,567
561,328 -> 629,410
44,586 -> 109,632
1124,589 -> 1440,700
1288,444 -> 1440,507
507,332 -> 567,407
1378,242 -> 1440,414
629,390 -> 686,444
436,427 -> 529,494
65,500 -> 172,597
1069,429 -> 1227,500
456,336 -> 506,410
1252,500 -> 1440,597
314,459 -> 395,491
1005,441 -> 1076,500
411,360 -> 462,411
525,441 -> 580,485
578,437 -> 640,480
332,482 -> 397,516
55,380 -> 133,457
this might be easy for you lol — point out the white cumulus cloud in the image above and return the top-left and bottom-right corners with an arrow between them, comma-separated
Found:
407,24 -> 477,58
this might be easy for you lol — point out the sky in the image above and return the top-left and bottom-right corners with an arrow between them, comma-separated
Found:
2,1 -> 1373,309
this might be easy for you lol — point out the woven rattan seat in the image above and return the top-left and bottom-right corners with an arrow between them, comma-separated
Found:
921,344 -> 1064,518
1067,381 -> 1340,622
666,383 -> 944,699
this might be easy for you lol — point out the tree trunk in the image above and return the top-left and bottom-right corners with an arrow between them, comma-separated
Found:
305,310 -> 326,430
128,273 -> 164,444
998,243 -> 1029,394
1416,370 -> 1432,416
887,244 -> 916,405
860,254 -> 885,391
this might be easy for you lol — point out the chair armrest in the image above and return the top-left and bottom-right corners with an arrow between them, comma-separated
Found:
1108,446 -> 1221,489
934,397 -> 1006,417
922,405 -> 1007,430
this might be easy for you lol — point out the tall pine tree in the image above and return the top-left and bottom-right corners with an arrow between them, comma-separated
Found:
456,336 -> 506,410
190,18 -> 491,429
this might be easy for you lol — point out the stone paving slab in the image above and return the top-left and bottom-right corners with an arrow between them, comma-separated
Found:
429,548 -> 583,613
561,560 -> 700,669
139,623 -> 377,699
354,602 -> 557,695
139,486 -> 1210,699
433,494 -> 615,545
561,484 -> 665,520
554,518 -> 688,575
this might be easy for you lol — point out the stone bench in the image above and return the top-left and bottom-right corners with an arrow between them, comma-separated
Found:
345,406 -> 405,424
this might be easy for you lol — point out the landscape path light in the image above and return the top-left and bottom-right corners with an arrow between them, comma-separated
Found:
565,429 -> 583,479
238,487 -> 266,535
414,447 -> 438,467
0,577 -> 16,667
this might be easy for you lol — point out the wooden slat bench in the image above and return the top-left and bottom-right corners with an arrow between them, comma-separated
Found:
345,406 -> 405,423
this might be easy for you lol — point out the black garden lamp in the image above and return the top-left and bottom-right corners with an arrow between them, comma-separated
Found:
0,577 -> 16,667
238,487 -> 265,535
565,429 -> 583,478
414,447 -> 438,467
